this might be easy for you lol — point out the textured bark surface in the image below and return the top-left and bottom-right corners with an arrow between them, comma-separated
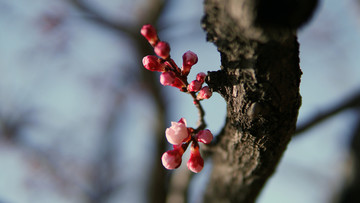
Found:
202,0 -> 307,202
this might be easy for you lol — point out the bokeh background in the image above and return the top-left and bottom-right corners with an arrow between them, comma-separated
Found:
0,0 -> 359,203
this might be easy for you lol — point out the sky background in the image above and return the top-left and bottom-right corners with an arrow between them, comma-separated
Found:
0,0 -> 360,203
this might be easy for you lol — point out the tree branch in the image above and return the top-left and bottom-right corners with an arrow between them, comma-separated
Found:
166,168 -> 193,203
295,91 -> 360,135
66,0 -> 137,36
130,1 -> 170,203
86,96 -> 124,203
337,112 -> 360,203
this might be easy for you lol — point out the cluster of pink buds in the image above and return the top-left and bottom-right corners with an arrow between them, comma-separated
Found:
141,24 -> 212,99
141,24 -> 214,173
161,118 -> 213,173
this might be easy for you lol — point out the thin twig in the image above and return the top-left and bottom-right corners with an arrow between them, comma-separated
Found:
190,92 -> 207,131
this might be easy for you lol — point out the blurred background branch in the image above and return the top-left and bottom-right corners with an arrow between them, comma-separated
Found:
66,0 -> 136,35
295,90 -> 360,135
336,112 -> 360,203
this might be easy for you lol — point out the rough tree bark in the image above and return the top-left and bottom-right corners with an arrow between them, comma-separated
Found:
202,0 -> 317,202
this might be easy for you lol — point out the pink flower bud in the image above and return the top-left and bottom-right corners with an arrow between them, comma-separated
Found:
160,72 -> 175,86
182,51 -> 198,66
196,86 -> 212,100
142,55 -> 166,72
196,129 -> 213,144
161,148 -> 183,170
170,78 -> 186,91
196,72 -> 206,84
140,24 -> 158,46
165,118 -> 189,145
187,144 -> 204,173
181,51 -> 198,76
154,41 -> 170,59
187,80 -> 202,92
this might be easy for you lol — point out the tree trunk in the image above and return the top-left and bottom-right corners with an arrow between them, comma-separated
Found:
201,0 -> 316,202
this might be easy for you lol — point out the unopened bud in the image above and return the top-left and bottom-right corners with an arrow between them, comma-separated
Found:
162,148 -> 183,170
183,51 -> 198,66
196,86 -> 212,100
142,55 -> 166,72
160,72 -> 175,86
140,24 -> 159,46
196,129 -> 213,144
187,80 -> 202,92
187,144 -> 204,173
196,72 -> 206,84
155,41 -> 170,59
181,51 -> 198,76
